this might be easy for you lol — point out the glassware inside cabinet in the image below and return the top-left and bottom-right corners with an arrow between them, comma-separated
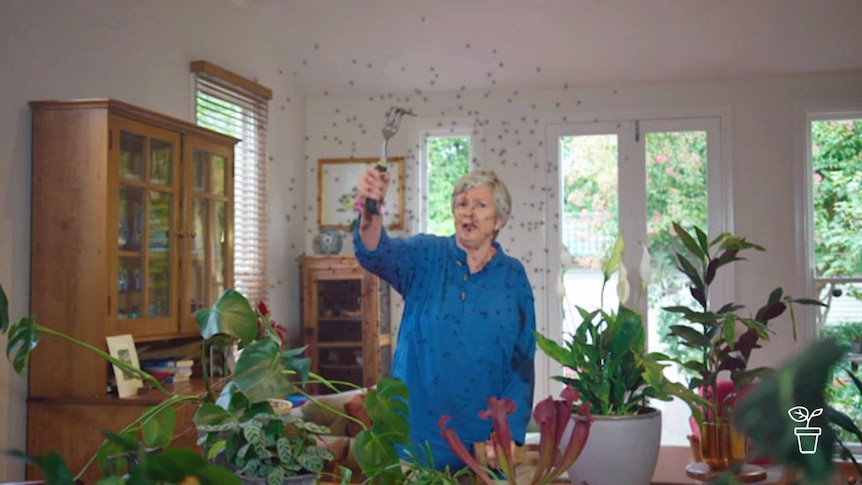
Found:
149,139 -> 173,185
119,130 -> 146,180
117,257 -> 143,320
119,186 -> 145,251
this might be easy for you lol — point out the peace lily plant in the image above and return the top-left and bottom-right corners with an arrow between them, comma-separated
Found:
536,235 -> 705,420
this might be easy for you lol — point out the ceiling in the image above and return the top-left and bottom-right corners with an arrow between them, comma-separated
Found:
246,0 -> 862,99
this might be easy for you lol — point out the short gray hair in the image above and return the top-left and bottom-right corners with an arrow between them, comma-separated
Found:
450,170 -> 512,228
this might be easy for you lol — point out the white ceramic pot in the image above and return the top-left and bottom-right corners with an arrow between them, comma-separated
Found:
564,407 -> 662,485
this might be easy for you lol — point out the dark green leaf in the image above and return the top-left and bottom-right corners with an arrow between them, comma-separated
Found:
6,315 -> 39,375
673,222 -> 706,260
233,339 -> 307,403
141,406 -> 176,448
196,289 -> 258,346
0,283 -> 9,333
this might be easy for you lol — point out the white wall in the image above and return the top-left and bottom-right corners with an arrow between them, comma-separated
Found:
303,71 -> 862,402
0,1 -> 306,480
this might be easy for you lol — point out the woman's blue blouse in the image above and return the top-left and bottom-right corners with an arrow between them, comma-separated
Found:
354,229 -> 536,470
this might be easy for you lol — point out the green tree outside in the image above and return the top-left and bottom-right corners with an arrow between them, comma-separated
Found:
426,136 -> 470,236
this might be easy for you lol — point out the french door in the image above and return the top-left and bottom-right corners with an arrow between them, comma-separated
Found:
544,116 -> 726,445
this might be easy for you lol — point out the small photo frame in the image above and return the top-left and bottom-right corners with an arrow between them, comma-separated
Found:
106,334 -> 143,398
318,157 -> 405,230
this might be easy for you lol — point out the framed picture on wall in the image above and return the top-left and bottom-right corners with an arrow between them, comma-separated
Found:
106,334 -> 143,398
318,157 -> 405,230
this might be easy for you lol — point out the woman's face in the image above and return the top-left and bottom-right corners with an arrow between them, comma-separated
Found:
453,184 -> 501,249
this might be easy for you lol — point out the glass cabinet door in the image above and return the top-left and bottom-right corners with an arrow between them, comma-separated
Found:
114,121 -> 181,336
182,138 -> 233,332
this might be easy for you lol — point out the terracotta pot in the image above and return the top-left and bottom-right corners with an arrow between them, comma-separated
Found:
700,421 -> 747,470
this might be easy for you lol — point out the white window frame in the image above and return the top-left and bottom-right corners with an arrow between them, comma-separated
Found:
798,101 -> 862,338
798,101 -> 862,456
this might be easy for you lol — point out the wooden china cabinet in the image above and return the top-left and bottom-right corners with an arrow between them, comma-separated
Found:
26,99 -> 238,481
301,255 -> 392,393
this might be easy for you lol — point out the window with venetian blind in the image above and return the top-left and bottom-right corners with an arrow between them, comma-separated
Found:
191,60 -> 272,305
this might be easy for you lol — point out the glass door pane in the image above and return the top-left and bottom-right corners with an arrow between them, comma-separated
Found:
118,185 -> 145,320
187,148 -> 230,318
147,189 -> 172,318
115,123 -> 178,335
559,133 -> 619,336
643,128 -> 709,447
644,130 -> 708,363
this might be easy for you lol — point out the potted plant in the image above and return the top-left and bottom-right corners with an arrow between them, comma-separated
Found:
1,284 -> 339,485
439,385 -> 592,485
662,222 -> 824,472
192,290 -> 339,485
534,235 -> 705,485
347,376 -> 592,485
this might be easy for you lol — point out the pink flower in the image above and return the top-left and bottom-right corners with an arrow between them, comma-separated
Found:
813,173 -> 823,183
655,154 -> 668,165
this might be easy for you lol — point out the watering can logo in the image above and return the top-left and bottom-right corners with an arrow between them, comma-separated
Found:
787,406 -> 823,454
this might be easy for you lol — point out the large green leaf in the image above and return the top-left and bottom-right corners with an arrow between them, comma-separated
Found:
5,449 -> 75,485
141,406 -> 176,448
6,315 -> 39,375
354,377 -> 410,485
232,339 -> 309,403
193,402 -> 240,431
196,289 -> 258,346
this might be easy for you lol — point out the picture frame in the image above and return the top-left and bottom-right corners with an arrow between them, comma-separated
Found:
318,157 -> 405,230
106,334 -> 143,398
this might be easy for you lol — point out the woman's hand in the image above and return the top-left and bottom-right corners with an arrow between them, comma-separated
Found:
355,165 -> 390,250
357,165 -> 391,212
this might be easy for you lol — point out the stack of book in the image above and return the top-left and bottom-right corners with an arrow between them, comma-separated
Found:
140,358 -> 195,383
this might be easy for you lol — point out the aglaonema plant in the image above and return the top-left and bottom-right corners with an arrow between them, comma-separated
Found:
663,222 -> 826,427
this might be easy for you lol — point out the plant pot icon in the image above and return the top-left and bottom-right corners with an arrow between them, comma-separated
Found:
794,427 -> 821,454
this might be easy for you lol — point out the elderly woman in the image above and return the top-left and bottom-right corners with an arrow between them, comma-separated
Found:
353,167 -> 536,471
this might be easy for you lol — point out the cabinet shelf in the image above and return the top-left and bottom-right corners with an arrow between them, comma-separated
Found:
317,341 -> 363,348
319,364 -> 363,371
318,316 -> 363,322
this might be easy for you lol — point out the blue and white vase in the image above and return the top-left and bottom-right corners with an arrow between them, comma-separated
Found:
315,227 -> 344,255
